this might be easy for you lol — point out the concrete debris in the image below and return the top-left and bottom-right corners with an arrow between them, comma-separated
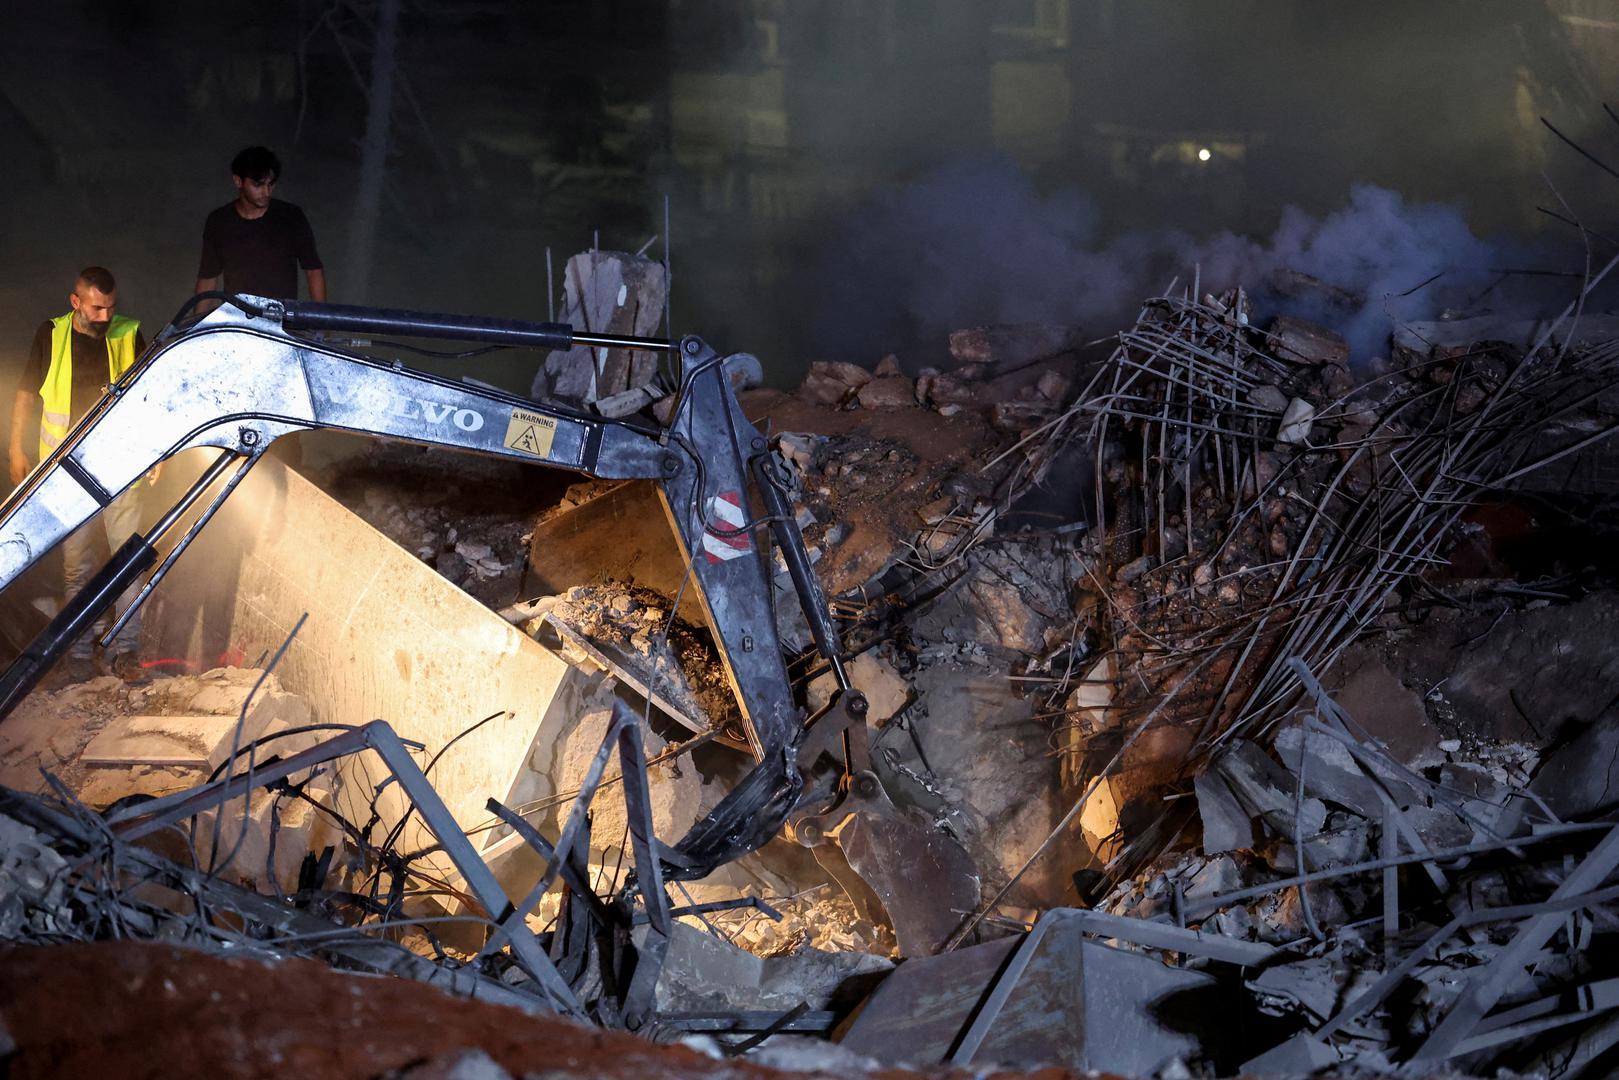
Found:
854,374 -> 916,409
1194,768 -> 1256,854
647,920 -> 890,1014
554,683 -> 704,852
1275,396 -> 1315,444
12,269 -> 1619,1079
1266,314 -> 1351,366
946,323 -> 1084,371
842,911 -> 1231,1076
797,359 -> 873,405
1528,710 -> 1619,819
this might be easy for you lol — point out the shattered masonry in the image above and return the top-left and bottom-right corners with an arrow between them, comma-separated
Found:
6,252 -> 1619,1079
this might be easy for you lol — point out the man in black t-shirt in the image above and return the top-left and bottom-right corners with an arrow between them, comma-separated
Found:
196,146 -> 327,302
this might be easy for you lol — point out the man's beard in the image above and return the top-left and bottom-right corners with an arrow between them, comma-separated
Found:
81,320 -> 109,339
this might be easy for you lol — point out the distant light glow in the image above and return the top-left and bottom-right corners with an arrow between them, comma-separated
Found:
1197,147 -> 1212,162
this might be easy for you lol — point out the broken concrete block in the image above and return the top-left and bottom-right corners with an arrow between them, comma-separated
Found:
797,361 -> 872,405
593,384 -> 659,419
873,353 -> 903,377
552,687 -> 703,850
81,714 -> 271,772
0,812 -> 70,938
774,432 -> 820,473
947,323 -> 1083,370
1530,711 -> 1619,819
805,650 -> 909,724
915,372 -> 974,407
842,915 -> 1231,1075
1247,384 -> 1290,412
855,375 -> 917,409
531,250 -> 667,404
1276,398 -> 1315,445
192,787 -> 343,894
1268,315 -> 1350,367
1248,956 -> 1344,1022
1212,740 -> 1326,841
1196,768 -> 1257,853
1182,854 -> 1242,900
1272,723 -> 1420,818
645,920 -> 890,1014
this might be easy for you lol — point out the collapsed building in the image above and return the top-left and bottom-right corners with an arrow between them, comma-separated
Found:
4,247 -> 1619,1079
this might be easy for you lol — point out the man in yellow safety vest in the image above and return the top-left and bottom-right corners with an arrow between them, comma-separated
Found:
8,267 -> 148,673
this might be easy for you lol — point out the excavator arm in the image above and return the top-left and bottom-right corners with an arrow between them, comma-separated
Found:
0,296 -> 819,873
0,295 -> 979,950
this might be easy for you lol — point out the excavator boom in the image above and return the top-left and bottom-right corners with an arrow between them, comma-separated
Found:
0,294 -> 980,952
0,296 -> 812,874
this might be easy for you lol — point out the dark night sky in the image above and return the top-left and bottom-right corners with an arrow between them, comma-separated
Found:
1,0 -> 1616,402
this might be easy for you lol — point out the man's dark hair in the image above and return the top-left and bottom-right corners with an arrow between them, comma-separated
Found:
231,145 -> 281,183
76,266 -> 116,294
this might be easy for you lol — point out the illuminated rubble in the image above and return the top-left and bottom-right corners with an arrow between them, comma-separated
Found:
6,274 -> 1619,1079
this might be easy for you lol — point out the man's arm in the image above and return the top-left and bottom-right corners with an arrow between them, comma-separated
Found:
9,390 -> 38,487
291,205 -> 325,303
196,208 -> 225,311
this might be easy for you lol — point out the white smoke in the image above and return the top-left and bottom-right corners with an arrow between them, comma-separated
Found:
812,157 -> 1518,364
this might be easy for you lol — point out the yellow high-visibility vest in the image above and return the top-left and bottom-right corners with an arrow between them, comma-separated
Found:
39,312 -> 140,458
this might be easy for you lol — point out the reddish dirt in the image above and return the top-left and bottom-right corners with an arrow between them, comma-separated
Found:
0,941 -> 1106,1080
740,390 -> 996,466
741,391 -> 1003,593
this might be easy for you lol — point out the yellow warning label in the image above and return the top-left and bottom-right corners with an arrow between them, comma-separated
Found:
504,409 -> 557,458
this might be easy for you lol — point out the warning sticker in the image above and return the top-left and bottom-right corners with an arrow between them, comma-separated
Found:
702,491 -> 753,563
504,409 -> 557,458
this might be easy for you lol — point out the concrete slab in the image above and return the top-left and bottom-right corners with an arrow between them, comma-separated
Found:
81,714 -> 249,769
840,915 -> 1235,1074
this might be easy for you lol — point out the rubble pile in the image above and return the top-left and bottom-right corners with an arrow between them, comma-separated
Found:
513,582 -> 751,749
11,260 -> 1619,1078
1020,287 -> 1619,875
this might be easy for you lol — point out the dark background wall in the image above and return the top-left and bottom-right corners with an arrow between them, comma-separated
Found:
1,0 -> 1615,406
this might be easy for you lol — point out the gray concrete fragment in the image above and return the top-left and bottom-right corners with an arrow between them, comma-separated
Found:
552,685 -> 705,854
805,650 -> 909,724
1248,956 -> 1343,1021
81,714 -> 268,771
1196,768 -> 1257,853
1268,314 -> 1350,366
1241,1032 -> 1339,1075
646,921 -> 891,1013
842,917 -> 1231,1076
1531,711 -> 1619,820
1276,397 -> 1315,445
1182,854 -> 1242,900
1246,384 -> 1290,413
1273,723 -> 1420,817
593,384 -> 660,419
1212,740 -> 1327,840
